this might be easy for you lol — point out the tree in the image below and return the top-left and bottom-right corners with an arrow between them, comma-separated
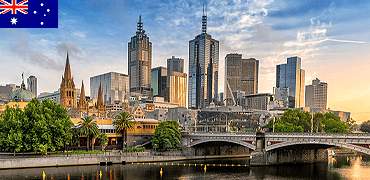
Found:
0,106 -> 25,153
98,133 -> 109,151
0,99 -> 73,154
279,109 -> 312,132
360,120 -> 370,133
77,116 -> 99,151
313,112 -> 325,133
152,121 -> 181,151
113,112 -> 135,149
324,119 -> 349,133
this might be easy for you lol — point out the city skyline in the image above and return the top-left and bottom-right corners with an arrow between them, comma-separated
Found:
0,0 -> 369,122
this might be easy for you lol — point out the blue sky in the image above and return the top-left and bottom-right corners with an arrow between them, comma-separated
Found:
0,0 -> 370,122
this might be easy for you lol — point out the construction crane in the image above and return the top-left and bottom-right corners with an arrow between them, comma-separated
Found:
226,78 -> 236,106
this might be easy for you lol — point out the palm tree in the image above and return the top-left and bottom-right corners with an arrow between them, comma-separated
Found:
113,112 -> 135,150
77,116 -> 100,151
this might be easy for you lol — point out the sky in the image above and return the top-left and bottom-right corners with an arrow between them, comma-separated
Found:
0,0 -> 369,123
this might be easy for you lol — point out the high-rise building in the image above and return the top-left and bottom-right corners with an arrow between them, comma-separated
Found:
27,75 -> 37,96
276,56 -> 305,108
167,56 -> 184,86
188,6 -> 219,109
224,53 -> 259,106
305,78 -> 328,109
169,71 -> 187,108
60,53 -> 76,109
151,67 -> 168,101
273,86 -> 289,108
128,15 -> 153,97
90,72 -> 129,104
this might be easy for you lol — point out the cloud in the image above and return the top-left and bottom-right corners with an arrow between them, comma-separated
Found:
9,30 -> 63,71
56,42 -> 89,62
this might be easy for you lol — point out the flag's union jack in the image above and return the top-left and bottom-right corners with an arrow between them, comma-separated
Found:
0,0 -> 28,15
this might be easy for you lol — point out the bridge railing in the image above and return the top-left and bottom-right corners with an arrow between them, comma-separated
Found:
265,132 -> 370,137
190,131 -> 256,135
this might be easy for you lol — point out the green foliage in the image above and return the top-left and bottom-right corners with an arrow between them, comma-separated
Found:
360,120 -> 370,133
77,116 -> 99,151
0,99 -> 73,154
113,112 -> 135,149
124,147 -> 146,152
97,132 -> 108,150
152,121 -> 181,151
264,110 -> 348,133
324,119 -> 349,133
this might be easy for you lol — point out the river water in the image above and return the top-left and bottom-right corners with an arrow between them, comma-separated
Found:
0,155 -> 369,180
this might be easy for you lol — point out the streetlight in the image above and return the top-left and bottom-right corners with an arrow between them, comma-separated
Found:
154,144 -> 157,155
273,115 -> 276,133
133,141 -> 136,148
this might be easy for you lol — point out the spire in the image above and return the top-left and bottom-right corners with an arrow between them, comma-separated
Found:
137,15 -> 143,33
21,72 -> 25,89
64,52 -> 72,79
80,80 -> 86,103
202,4 -> 207,34
97,83 -> 104,106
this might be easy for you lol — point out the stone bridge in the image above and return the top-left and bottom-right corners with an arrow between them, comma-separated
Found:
187,132 -> 370,164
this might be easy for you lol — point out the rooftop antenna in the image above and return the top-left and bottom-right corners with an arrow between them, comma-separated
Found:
137,15 -> 143,33
202,4 -> 207,34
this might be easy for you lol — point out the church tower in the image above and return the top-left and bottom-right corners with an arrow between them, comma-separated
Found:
60,53 -> 76,109
95,84 -> 106,118
77,80 -> 88,116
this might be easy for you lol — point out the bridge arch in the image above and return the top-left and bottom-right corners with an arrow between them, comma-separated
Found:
266,141 -> 370,155
190,138 -> 256,150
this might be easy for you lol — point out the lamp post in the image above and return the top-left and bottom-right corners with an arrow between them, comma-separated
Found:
273,116 -> 275,133
154,144 -> 157,155
311,109 -> 314,133
133,141 -> 136,148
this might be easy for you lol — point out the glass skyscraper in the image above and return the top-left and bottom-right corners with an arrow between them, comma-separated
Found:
128,15 -> 153,97
90,72 -> 129,104
276,56 -> 305,108
188,9 -> 219,109
151,66 -> 168,101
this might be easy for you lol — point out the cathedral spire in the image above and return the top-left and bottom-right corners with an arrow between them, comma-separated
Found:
80,80 -> 86,103
64,52 -> 72,79
97,83 -> 104,106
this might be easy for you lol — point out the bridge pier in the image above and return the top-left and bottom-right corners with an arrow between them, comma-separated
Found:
250,148 -> 328,166
194,143 -> 249,156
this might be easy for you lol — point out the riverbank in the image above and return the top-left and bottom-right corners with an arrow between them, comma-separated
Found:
0,154 -> 250,169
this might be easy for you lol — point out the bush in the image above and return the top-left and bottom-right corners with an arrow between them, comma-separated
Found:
124,147 -> 146,152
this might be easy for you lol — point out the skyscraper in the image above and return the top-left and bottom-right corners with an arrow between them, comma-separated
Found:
151,66 -> 168,101
167,56 -> 184,86
27,75 -> 37,96
90,72 -> 129,104
305,78 -> 328,109
169,71 -> 187,108
276,56 -> 305,108
224,53 -> 259,106
188,6 -> 219,109
128,15 -> 152,97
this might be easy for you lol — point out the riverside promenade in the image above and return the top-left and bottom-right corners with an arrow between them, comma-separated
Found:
0,152 -> 250,169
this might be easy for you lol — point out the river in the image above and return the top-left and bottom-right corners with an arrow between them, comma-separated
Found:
0,154 -> 369,179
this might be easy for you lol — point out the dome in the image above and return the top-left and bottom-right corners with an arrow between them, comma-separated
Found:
9,88 -> 35,102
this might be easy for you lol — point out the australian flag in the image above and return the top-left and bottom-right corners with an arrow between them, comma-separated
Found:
0,0 -> 58,28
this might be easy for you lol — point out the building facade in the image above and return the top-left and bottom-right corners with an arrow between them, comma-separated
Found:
273,86 -> 289,108
151,66 -> 168,101
244,93 -> 274,110
60,53 -> 76,109
167,56 -> 184,86
169,71 -> 187,108
305,78 -> 328,109
188,9 -> 219,109
128,15 -> 153,97
225,53 -> 259,106
276,56 -> 305,108
90,72 -> 129,105
27,75 -> 37,96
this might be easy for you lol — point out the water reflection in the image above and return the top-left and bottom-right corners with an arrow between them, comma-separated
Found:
0,155 -> 370,179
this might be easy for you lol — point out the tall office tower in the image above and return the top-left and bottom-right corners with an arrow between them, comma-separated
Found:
224,53 -> 259,106
90,72 -> 129,104
305,78 -> 328,109
276,56 -> 305,108
151,67 -> 168,101
188,6 -> 219,109
27,75 -> 37,96
169,71 -> 187,108
60,53 -> 76,109
128,15 -> 153,97
167,56 -> 184,86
